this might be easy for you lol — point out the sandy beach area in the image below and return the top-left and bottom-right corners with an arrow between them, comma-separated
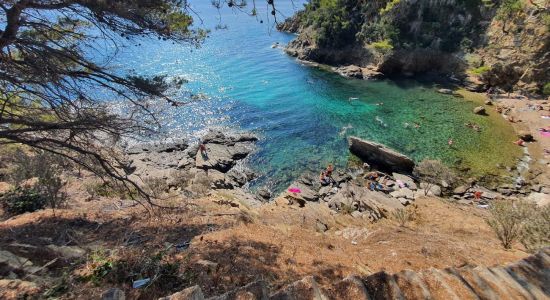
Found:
493,94 -> 550,187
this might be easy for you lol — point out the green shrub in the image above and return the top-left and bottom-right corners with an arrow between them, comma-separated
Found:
303,0 -> 358,48
370,39 -> 394,54
392,208 -> 412,227
413,160 -> 456,196
468,65 -> 491,76
497,0 -> 524,20
543,12 -> 550,31
358,17 -> 399,45
37,160 -> 67,212
486,200 -> 535,249
4,151 -> 67,214
1,187 -> 46,215
85,180 -> 138,199
520,205 -> 550,253
143,177 -> 169,198
543,82 -> 550,95
496,0 -> 524,32
83,248 -> 184,290
380,0 -> 401,14
340,203 -> 355,215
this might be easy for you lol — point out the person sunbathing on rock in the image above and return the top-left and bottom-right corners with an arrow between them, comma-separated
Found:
319,171 -> 331,186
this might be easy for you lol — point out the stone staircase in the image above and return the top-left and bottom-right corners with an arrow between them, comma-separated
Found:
161,247 -> 550,300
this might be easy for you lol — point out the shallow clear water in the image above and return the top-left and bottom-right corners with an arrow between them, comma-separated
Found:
112,1 -> 519,192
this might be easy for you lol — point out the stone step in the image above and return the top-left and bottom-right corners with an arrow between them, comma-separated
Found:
417,268 -> 462,300
325,276 -> 370,300
208,280 -> 269,300
159,248 -> 550,300
393,269 -> 432,299
362,271 -> 404,300
269,276 -> 329,300
503,255 -> 549,299
488,266 -> 535,299
452,266 -> 502,299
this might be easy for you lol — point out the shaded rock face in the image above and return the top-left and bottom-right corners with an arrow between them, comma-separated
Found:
348,137 -> 415,173
378,49 -> 464,77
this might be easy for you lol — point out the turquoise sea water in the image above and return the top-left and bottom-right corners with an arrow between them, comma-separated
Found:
112,1 -> 518,192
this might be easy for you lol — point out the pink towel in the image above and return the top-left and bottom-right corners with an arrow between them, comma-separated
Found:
541,131 -> 550,137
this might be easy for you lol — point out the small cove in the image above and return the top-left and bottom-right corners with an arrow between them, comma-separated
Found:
113,0 -> 521,192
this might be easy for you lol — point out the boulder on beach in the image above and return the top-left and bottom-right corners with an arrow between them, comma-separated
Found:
348,137 -> 415,173
473,106 -> 486,115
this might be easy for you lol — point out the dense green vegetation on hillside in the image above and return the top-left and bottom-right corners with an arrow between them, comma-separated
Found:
301,0 -> 359,47
298,0 -> 526,52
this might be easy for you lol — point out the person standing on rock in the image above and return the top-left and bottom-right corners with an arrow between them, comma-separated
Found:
474,191 -> 483,201
199,142 -> 209,159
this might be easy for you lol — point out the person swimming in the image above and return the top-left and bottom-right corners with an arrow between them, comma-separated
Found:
375,116 -> 387,127
339,124 -> 353,136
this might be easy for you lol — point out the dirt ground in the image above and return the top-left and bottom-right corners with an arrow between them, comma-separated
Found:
0,190 -> 528,299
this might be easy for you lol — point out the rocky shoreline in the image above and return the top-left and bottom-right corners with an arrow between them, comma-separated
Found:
125,130 -> 260,198
274,135 -> 549,220
125,126 -> 549,214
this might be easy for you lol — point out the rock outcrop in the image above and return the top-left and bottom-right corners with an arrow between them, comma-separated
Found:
348,137 -> 415,173
326,184 -> 404,221
126,130 -> 258,195
160,247 -> 550,299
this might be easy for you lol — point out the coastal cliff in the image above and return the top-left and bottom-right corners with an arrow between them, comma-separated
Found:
279,0 -> 550,95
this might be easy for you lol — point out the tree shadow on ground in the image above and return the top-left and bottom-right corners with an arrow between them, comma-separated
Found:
188,238 -> 295,297
0,213 -> 222,279
186,236 -> 349,298
0,212 -> 352,299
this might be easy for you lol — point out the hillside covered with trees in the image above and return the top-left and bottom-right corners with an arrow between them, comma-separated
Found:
280,0 -> 550,95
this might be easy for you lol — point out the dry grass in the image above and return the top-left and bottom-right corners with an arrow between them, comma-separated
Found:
0,189 -> 530,299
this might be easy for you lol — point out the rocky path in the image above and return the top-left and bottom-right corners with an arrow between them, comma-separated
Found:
156,247 -> 550,300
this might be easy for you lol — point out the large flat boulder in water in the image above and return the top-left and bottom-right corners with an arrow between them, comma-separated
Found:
348,137 -> 415,173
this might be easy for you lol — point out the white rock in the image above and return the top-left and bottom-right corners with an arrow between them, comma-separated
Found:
525,193 -> 550,207
392,173 -> 417,190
